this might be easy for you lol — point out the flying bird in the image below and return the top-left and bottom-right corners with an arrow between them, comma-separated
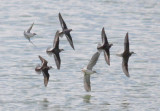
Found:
97,27 -> 113,65
58,13 -> 75,50
82,51 -> 100,92
24,23 -> 37,47
117,32 -> 135,77
35,56 -> 52,87
46,30 -> 64,69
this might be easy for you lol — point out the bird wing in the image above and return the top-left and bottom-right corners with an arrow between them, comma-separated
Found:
84,74 -> 91,92
101,27 -> 109,45
53,53 -> 61,69
53,30 -> 60,49
27,23 -> 34,33
39,55 -> 48,67
122,56 -> 130,77
87,52 -> 100,70
59,13 -> 67,29
124,32 -> 129,52
42,69 -> 50,87
35,64 -> 42,74
65,32 -> 75,50
103,49 -> 110,65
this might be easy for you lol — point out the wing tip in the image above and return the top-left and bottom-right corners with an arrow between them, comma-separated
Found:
126,73 -> 130,78
59,12 -> 62,18
126,32 -> 129,35
102,27 -> 105,30
70,42 -> 75,50
44,77 -> 49,87
38,55 -> 41,58
124,70 -> 130,78
72,46 -> 75,50
126,32 -> 129,38
39,55 -> 43,60
57,66 -> 60,70
107,62 -> 110,66
102,27 -> 105,33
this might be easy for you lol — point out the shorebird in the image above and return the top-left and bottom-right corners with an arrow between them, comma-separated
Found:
35,56 -> 52,87
117,32 -> 135,77
82,51 -> 100,92
46,30 -> 64,70
97,27 -> 113,65
58,13 -> 75,50
24,23 -> 37,47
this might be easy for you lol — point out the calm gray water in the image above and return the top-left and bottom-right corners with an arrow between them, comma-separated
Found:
0,0 -> 160,111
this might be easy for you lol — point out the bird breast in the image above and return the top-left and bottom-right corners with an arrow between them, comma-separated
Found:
83,69 -> 95,75
24,32 -> 34,38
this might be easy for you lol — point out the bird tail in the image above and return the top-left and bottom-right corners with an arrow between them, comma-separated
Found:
35,64 -> 42,74
116,54 -> 122,57
29,40 -> 37,48
46,47 -> 53,56
59,32 -> 64,38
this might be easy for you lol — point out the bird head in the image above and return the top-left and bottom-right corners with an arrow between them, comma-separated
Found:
131,51 -> 136,55
33,33 -> 37,35
109,43 -> 113,48
60,49 -> 64,52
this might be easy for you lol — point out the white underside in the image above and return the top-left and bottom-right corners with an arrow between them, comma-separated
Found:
82,68 -> 95,75
59,31 -> 64,37
24,31 -> 35,39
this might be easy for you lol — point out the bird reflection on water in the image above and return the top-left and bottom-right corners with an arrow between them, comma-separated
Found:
83,94 -> 91,103
121,99 -> 130,110
37,98 -> 49,110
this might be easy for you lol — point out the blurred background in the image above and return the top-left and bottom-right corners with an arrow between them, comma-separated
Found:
0,0 -> 160,110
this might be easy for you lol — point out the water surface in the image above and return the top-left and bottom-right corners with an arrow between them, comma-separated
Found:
0,0 -> 160,110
